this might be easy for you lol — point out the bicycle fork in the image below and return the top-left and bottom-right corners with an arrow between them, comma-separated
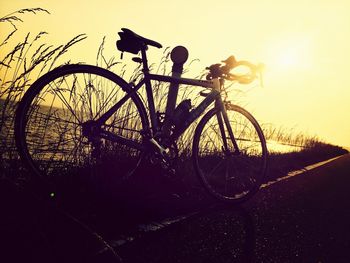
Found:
216,100 -> 241,155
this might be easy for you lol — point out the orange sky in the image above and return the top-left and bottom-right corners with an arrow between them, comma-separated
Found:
1,0 -> 350,148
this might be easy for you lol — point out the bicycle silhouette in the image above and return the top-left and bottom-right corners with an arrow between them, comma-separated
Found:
15,28 -> 268,203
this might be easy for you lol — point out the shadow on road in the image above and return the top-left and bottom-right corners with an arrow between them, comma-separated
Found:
116,203 -> 256,263
1,170 -> 258,263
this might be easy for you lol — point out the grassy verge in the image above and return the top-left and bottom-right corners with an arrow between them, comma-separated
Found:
266,142 -> 348,183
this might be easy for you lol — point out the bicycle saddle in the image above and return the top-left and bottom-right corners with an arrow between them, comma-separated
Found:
117,28 -> 162,54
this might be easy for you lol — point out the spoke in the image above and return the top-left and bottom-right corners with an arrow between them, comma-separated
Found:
70,74 -> 86,120
236,119 -> 252,142
207,158 -> 225,177
227,156 -> 248,193
64,139 -> 86,164
31,110 -> 80,126
82,73 -> 97,119
202,124 -> 222,150
94,83 -> 122,118
237,155 -> 261,170
103,123 -> 141,133
49,81 -> 81,124
108,109 -> 139,126
238,142 -> 261,154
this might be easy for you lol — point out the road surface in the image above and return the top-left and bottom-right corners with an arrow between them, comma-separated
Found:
117,154 -> 350,262
1,154 -> 350,262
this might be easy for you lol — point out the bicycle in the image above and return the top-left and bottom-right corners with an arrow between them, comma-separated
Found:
15,28 -> 268,203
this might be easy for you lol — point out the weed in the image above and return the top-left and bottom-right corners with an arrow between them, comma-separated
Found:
0,8 -> 86,177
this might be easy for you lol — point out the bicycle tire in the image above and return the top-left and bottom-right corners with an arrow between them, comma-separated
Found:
15,64 -> 148,183
192,104 -> 267,203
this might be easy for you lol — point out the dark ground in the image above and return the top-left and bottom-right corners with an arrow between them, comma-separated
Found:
1,154 -> 350,263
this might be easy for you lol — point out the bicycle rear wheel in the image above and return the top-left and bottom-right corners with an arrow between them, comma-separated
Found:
193,104 -> 267,203
15,64 -> 147,183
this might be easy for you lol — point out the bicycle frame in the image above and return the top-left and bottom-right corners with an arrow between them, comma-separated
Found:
147,73 -> 220,133
94,48 -> 239,152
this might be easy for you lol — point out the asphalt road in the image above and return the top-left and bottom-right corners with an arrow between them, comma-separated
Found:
1,154 -> 350,262
117,154 -> 350,262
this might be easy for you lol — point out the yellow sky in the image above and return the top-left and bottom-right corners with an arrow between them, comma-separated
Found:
1,0 -> 350,148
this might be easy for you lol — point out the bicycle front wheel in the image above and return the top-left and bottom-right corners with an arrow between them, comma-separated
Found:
15,64 -> 147,182
193,104 -> 267,203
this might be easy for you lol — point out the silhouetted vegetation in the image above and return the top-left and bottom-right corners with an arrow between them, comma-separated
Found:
0,8 -> 348,188
0,8 -> 86,176
266,141 -> 348,183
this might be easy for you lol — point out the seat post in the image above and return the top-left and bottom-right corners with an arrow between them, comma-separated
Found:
140,47 -> 159,133
140,48 -> 150,73
162,46 -> 189,136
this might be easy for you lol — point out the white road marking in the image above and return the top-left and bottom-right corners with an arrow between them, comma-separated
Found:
261,155 -> 343,188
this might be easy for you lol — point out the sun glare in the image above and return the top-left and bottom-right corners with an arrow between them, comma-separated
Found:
266,35 -> 313,73
278,47 -> 299,68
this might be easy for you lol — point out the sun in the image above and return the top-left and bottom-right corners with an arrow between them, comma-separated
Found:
266,35 -> 313,73
278,47 -> 299,68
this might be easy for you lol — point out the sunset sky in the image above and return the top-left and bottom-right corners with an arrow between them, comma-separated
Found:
1,0 -> 350,148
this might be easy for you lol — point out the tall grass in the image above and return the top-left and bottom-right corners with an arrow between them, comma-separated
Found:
1,8 -> 347,185
0,8 -> 86,176
261,124 -> 312,148
261,123 -> 348,156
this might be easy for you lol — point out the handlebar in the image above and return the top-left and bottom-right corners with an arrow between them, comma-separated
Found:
206,56 -> 264,85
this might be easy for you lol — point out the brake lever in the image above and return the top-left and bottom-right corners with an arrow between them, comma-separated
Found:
258,71 -> 264,88
257,63 -> 265,88
206,63 -> 222,79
